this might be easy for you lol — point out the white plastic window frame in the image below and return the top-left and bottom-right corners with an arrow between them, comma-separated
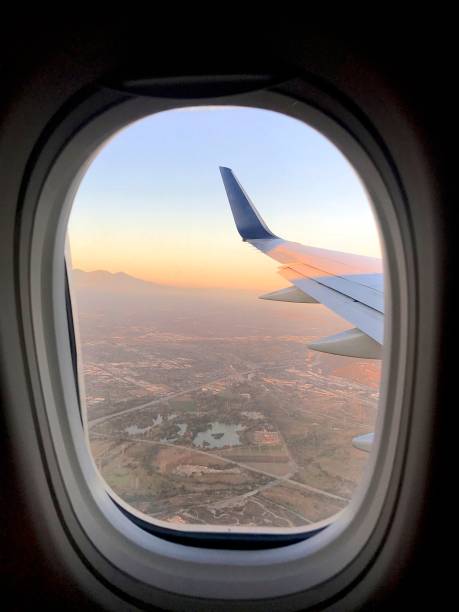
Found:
17,82 -> 412,609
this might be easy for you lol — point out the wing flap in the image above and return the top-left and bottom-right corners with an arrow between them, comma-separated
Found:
284,262 -> 384,313
352,433 -> 374,452
259,286 -> 318,303
308,328 -> 382,359
279,266 -> 384,344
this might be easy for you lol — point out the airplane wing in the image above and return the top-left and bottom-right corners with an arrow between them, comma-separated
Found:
220,167 -> 384,452
219,166 -> 384,356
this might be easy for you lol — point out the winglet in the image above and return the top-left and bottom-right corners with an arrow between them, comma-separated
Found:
219,167 -> 278,240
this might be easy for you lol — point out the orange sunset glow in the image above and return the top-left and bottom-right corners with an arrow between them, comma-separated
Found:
68,106 -> 381,290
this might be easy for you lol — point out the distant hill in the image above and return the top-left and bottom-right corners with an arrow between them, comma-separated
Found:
70,269 -> 260,298
71,269 -> 170,293
69,270 -> 353,344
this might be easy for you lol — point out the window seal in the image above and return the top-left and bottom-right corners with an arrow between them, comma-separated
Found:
113,498 -> 325,550
65,261 -> 82,423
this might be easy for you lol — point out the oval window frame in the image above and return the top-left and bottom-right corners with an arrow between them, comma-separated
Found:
17,81 -> 413,607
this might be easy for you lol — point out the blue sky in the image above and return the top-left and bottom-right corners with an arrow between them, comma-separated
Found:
68,106 -> 381,289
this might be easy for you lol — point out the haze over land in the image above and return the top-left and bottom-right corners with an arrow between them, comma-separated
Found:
73,269 -> 380,531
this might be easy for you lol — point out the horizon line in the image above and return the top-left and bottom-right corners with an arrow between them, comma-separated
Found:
71,267 -> 272,293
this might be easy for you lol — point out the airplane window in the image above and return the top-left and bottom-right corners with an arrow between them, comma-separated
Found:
67,106 -> 383,535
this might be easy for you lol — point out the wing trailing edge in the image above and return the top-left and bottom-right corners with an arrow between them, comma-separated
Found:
352,433 -> 374,452
308,328 -> 382,359
259,286 -> 318,303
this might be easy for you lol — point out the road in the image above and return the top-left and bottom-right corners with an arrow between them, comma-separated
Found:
92,431 -> 350,503
87,361 -> 310,428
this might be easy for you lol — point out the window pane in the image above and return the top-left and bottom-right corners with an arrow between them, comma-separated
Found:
68,106 -> 383,533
